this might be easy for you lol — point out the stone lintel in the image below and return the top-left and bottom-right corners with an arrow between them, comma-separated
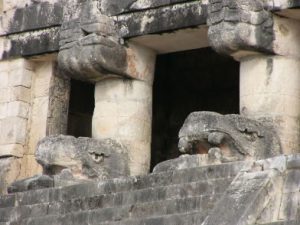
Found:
116,1 -> 208,38
0,28 -> 60,60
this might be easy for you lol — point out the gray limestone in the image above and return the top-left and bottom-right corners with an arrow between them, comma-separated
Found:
1,155 -> 300,224
178,111 -> 282,163
207,0 -> 274,55
0,160 -> 245,224
7,175 -> 54,194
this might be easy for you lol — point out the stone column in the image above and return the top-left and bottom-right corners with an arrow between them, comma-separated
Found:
58,1 -> 156,175
240,56 -> 300,154
93,78 -> 153,175
91,42 -> 156,176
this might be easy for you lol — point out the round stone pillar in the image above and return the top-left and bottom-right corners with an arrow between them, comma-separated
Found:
93,78 -> 153,175
240,56 -> 300,154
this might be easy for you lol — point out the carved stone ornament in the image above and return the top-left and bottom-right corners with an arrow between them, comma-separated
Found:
207,0 -> 274,56
178,111 -> 282,163
35,135 -> 130,181
57,0 -> 128,81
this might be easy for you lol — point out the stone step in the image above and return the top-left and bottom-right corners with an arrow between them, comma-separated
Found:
255,222 -> 299,225
21,210 -> 206,225
0,161 -> 244,208
99,211 -> 206,225
56,178 -> 228,215
1,177 -> 228,222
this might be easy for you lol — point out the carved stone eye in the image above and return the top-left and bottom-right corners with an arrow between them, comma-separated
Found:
90,153 -> 104,163
247,133 -> 258,142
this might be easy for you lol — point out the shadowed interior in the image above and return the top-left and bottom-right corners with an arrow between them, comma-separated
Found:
67,79 -> 95,138
151,47 -> 240,169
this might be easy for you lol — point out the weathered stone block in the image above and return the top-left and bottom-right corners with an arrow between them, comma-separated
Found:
287,155 -> 300,169
27,97 -> 49,155
2,28 -> 60,60
1,1 -> 63,35
8,68 -> 33,88
202,169 -> 282,225
0,103 -> 8,119
18,155 -> 42,180
0,144 -> 24,157
7,101 -> 29,119
279,192 -> 300,221
0,194 -> 16,208
7,175 -> 54,194
283,170 -> 300,193
0,88 -> 10,103
116,2 -> 208,38
0,71 -> 9,88
16,187 -> 53,206
153,154 -> 210,173
11,86 -> 31,103
32,62 -> 52,98
0,117 -> 27,145
47,69 -> 70,135
0,157 -> 21,194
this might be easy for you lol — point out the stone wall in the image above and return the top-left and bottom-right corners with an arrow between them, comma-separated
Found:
0,55 -> 70,193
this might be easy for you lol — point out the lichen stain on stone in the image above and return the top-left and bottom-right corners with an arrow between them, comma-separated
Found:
279,24 -> 289,36
140,14 -> 154,33
126,48 -> 139,79
123,78 -> 134,94
266,57 -> 273,86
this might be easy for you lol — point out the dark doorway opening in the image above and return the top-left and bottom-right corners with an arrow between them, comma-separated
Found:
67,79 -> 95,137
151,47 -> 240,169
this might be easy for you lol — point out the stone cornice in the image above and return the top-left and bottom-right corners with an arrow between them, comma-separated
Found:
0,0 -> 299,60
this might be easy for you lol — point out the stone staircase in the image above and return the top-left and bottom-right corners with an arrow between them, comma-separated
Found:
0,160 -> 245,225
2,155 -> 300,225
257,223 -> 299,225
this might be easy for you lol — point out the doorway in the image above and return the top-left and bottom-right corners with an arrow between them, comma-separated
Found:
67,79 -> 95,137
151,47 -> 240,169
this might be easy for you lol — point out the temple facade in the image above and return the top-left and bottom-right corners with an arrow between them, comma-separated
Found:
0,0 -> 300,224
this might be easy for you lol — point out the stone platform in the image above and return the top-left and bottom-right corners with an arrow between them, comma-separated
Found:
0,155 -> 299,225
